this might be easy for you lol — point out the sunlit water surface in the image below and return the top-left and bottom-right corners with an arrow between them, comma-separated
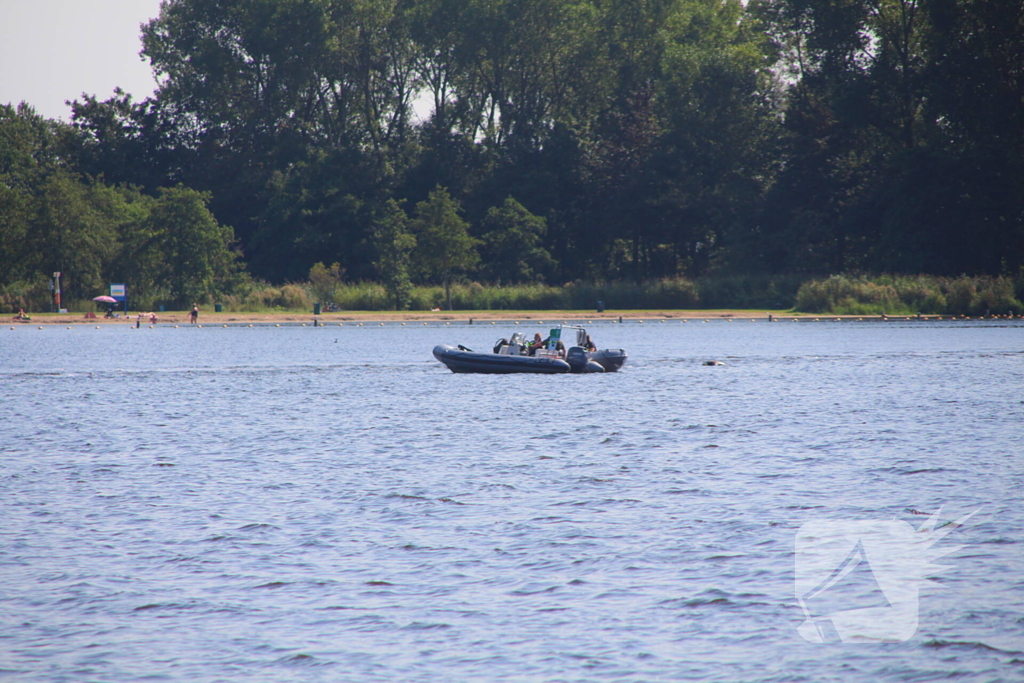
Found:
2,319 -> 1022,682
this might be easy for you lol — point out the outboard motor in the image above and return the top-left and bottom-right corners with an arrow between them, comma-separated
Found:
566,346 -> 604,373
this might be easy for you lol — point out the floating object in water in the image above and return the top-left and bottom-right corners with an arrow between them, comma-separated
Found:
703,360 -> 726,366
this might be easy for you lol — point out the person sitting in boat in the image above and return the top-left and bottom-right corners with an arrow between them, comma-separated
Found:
555,340 -> 566,358
527,333 -> 546,356
584,334 -> 597,352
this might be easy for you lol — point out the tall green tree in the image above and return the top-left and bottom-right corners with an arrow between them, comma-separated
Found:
29,172 -> 121,302
0,184 -> 34,287
145,186 -> 240,307
372,199 -> 416,309
412,186 -> 478,309
308,261 -> 345,304
920,0 -> 1024,274
478,197 -> 555,283
138,0 -> 411,274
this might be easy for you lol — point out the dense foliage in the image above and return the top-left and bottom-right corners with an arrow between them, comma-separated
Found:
2,0 -> 1022,311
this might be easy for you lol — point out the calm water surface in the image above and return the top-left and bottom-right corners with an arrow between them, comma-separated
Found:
1,319 -> 1022,682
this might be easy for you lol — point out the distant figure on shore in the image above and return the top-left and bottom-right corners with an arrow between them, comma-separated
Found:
149,312 -> 158,325
190,305 -> 199,324
14,308 -> 30,322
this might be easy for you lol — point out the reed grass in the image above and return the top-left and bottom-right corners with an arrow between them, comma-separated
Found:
7,272 -> 1021,316
794,274 -> 1023,315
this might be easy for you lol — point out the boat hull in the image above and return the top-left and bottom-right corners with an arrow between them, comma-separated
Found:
433,345 -> 571,374
590,348 -> 627,372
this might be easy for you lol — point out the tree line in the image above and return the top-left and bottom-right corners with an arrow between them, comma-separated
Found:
2,0 -> 1021,310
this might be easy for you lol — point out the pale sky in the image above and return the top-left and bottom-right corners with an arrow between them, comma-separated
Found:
0,0 -> 164,121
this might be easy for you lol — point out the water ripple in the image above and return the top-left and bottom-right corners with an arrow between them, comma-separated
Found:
1,322 -> 1021,681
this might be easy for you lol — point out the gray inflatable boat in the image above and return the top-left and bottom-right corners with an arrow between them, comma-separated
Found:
433,327 -> 626,374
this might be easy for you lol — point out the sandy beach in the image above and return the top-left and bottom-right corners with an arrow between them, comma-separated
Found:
11,309 -> 816,326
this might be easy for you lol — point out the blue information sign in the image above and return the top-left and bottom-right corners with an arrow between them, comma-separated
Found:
110,284 -> 127,312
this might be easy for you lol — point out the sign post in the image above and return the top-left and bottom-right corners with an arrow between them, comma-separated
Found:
52,272 -> 64,312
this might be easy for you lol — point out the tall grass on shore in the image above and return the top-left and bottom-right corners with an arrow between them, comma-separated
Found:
209,276 -> 801,312
794,274 -> 1024,315
8,273 -> 1020,316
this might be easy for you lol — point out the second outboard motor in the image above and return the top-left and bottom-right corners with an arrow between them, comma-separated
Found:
566,346 -> 604,373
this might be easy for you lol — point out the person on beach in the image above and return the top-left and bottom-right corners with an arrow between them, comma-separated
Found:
189,305 -> 199,324
149,312 -> 158,325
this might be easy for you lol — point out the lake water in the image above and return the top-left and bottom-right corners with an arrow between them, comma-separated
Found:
1,319 -> 1022,682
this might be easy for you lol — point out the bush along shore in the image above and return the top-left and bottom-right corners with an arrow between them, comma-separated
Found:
5,274 -> 1023,318
793,274 -> 1024,316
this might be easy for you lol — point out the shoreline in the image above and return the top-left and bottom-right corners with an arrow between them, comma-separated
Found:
7,309 -> 996,326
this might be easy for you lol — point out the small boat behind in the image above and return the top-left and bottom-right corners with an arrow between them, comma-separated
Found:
433,326 -> 626,375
